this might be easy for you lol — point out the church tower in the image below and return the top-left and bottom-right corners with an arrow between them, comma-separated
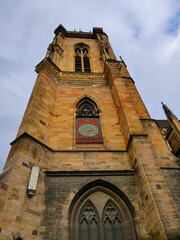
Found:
0,25 -> 179,240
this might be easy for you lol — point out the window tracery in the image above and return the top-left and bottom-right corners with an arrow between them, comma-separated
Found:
79,202 -> 99,240
70,183 -> 137,240
77,199 -> 128,240
104,201 -> 123,240
76,97 -> 99,117
75,43 -> 91,72
76,97 -> 103,143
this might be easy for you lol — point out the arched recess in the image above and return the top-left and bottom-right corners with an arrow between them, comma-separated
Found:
76,96 -> 103,143
69,179 -> 137,240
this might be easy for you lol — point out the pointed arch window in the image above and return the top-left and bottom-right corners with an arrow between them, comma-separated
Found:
70,187 -> 137,240
79,202 -> 99,240
103,201 -> 123,240
76,97 -> 103,143
77,97 -> 99,117
75,44 -> 91,72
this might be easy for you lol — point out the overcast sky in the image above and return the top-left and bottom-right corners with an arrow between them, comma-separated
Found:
0,0 -> 180,171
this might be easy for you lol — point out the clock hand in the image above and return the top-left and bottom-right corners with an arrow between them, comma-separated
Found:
86,127 -> 95,136
86,128 -> 90,136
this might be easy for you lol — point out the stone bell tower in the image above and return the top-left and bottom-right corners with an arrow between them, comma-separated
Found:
0,25 -> 179,240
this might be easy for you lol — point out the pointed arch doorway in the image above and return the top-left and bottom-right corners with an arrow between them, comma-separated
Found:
69,181 -> 137,240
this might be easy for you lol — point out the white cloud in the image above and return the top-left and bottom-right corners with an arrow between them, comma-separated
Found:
0,0 -> 179,171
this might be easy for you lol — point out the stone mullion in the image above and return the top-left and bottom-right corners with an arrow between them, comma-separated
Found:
81,52 -> 85,72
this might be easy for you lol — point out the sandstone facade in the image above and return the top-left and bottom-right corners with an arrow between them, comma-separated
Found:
0,25 -> 179,240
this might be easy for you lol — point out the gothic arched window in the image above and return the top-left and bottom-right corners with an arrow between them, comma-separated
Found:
75,44 -> 91,72
70,184 -> 137,240
77,97 -> 99,117
76,97 -> 103,143
103,201 -> 123,240
79,201 -> 99,240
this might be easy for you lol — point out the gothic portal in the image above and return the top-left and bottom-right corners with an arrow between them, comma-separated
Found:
0,25 -> 179,240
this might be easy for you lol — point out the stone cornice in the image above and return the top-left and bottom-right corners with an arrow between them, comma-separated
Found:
54,24 -> 106,39
61,71 -> 105,80
35,57 -> 106,84
104,59 -> 122,86
35,57 -> 61,75
11,132 -> 126,153
45,169 -> 135,177
105,59 -> 122,69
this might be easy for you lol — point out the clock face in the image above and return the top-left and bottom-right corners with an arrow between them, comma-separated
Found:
78,123 -> 99,137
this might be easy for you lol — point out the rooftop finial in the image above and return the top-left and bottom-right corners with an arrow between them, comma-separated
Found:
161,102 -> 176,120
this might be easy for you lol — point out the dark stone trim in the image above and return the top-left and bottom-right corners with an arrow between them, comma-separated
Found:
26,208 -> 41,216
10,132 -> 126,153
32,230 -> 38,236
54,24 -> 106,39
45,169 -> 135,177
160,167 -> 180,170
140,118 -> 156,121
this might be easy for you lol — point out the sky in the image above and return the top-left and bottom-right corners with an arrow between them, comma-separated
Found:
0,0 -> 180,171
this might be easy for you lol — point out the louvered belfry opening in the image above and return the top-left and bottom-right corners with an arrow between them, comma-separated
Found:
75,43 -> 91,72
83,56 -> 91,72
75,56 -> 82,72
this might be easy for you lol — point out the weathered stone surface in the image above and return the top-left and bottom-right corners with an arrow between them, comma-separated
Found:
0,25 -> 179,240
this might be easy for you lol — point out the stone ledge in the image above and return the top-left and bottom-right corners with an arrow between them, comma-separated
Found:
11,132 -> 127,153
45,169 -> 135,177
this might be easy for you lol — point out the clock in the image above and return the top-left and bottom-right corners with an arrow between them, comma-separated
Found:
78,123 -> 99,137
76,118 -> 103,143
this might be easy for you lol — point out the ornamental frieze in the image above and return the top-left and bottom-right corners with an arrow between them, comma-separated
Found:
36,58 -> 106,85
60,71 -> 105,80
